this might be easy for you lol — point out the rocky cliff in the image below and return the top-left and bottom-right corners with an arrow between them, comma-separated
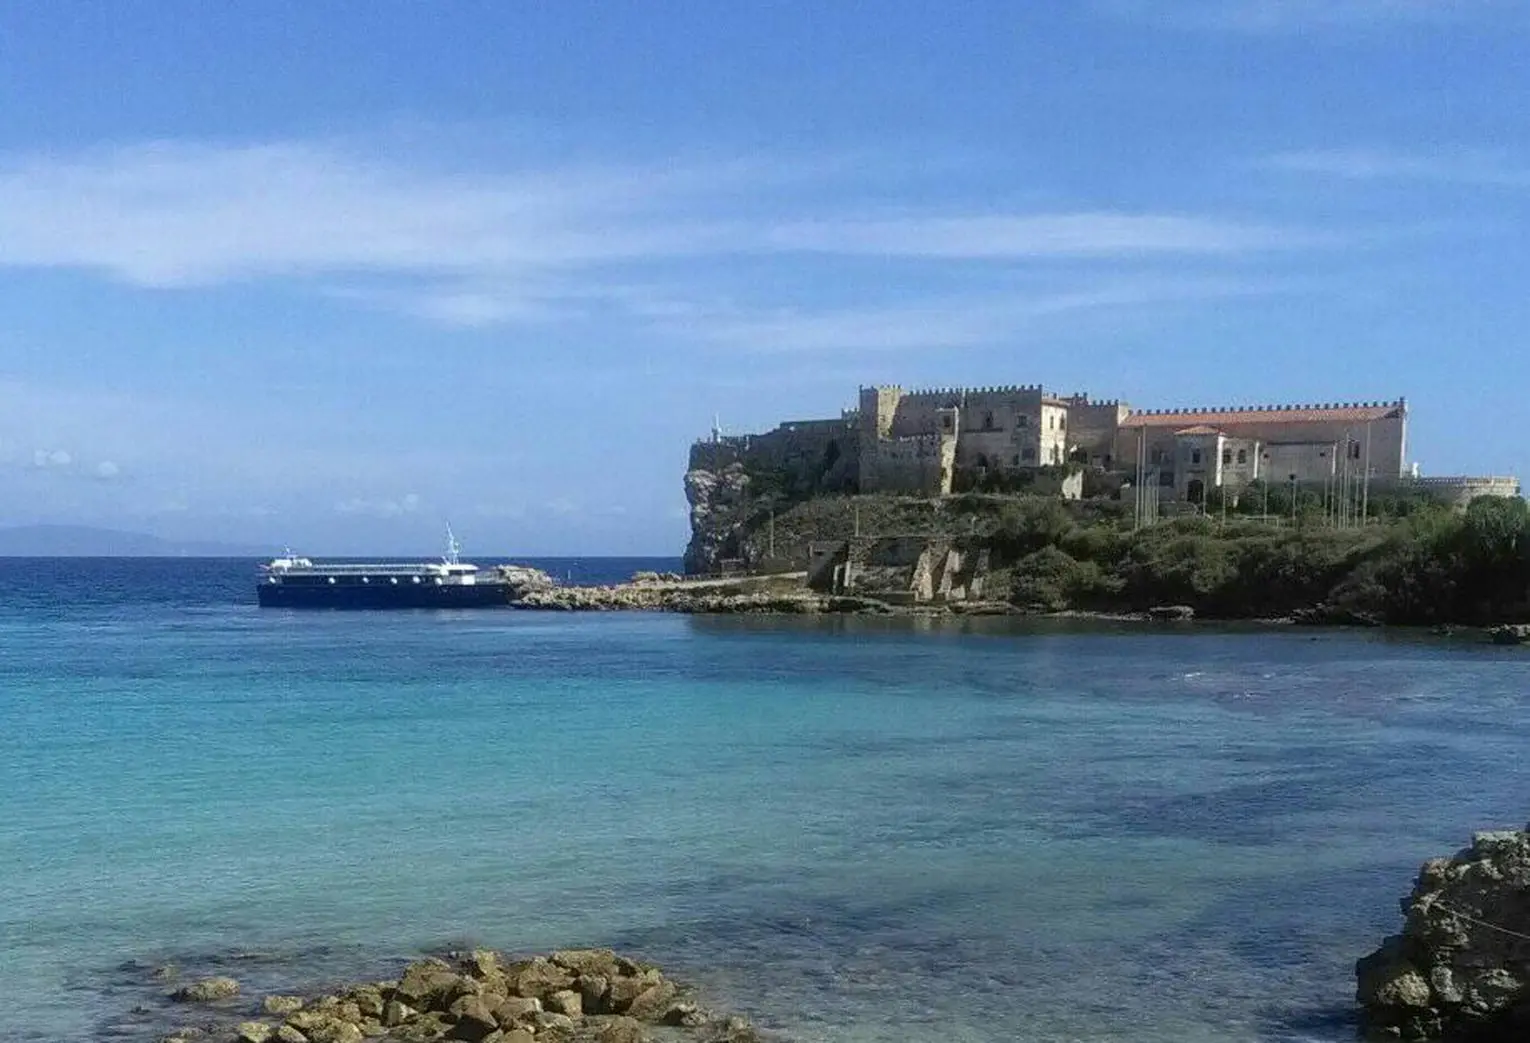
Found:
1358,826 -> 1530,1040
683,462 -> 753,574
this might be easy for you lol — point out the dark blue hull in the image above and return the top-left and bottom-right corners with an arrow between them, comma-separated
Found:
257,582 -> 510,609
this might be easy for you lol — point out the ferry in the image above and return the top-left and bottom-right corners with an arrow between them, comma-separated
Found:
256,527 -> 510,609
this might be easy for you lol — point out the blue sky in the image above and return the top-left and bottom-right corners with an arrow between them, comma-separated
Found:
1,1 -> 1526,554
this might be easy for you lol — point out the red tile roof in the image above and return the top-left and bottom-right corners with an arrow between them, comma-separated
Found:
1120,401 -> 1404,428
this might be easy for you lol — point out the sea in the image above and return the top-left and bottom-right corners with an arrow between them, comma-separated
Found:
2,557 -> 1528,1043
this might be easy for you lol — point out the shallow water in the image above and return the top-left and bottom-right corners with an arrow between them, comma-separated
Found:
2,559 -> 1528,1042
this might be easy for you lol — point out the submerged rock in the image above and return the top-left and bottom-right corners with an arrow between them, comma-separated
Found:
130,945 -> 763,1043
173,977 -> 241,1003
1358,825 -> 1530,1040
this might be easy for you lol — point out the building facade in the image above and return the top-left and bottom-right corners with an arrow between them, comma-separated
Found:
693,383 -> 1516,505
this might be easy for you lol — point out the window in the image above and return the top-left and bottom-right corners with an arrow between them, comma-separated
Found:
1150,449 -> 1164,464
1012,454 -> 1020,466
1022,447 -> 1036,462
1017,415 -> 1028,428
942,414 -> 953,431
1222,449 -> 1232,465
1191,449 -> 1202,465
1350,442 -> 1362,460
1237,449 -> 1247,464
983,411 -> 995,430
1059,416 -> 1066,431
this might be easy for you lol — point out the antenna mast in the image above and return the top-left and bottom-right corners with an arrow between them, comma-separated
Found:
445,523 -> 461,565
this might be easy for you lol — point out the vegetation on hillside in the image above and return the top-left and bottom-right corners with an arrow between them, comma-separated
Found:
723,487 -> 1530,625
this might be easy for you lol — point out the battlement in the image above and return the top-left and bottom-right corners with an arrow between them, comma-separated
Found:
899,383 -> 1046,399
1124,398 -> 1405,417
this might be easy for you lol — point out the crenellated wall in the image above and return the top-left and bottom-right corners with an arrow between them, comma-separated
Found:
696,388 -> 1453,506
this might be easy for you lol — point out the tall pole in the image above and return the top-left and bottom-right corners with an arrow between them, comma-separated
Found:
1362,421 -> 1373,524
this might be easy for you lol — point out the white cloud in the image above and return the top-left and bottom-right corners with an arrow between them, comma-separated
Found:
94,460 -> 121,480
672,275 -> 1291,354
334,492 -> 421,517
1263,148 -> 1530,188
765,213 -> 1322,257
0,139 -> 1323,329
32,448 -> 72,468
1097,0 -> 1516,32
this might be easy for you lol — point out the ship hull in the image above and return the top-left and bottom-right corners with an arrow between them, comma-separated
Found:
256,582 -> 510,609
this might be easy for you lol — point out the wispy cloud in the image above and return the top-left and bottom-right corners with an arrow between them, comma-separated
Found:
1097,0 -> 1516,32
1263,148 -> 1530,188
670,275 -> 1292,354
0,139 -> 1321,330
765,213 -> 1322,257
334,492 -> 422,517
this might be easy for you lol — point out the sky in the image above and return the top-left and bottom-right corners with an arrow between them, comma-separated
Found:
0,1 -> 1526,554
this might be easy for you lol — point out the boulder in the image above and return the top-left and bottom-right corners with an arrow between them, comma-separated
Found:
549,949 -> 620,979
274,1028 -> 308,1043
578,974 -> 611,1015
624,981 -> 678,1022
590,1017 -> 645,1043
498,1031 -> 534,1043
663,1002 -> 709,1027
447,995 -> 499,1041
382,999 -> 417,1027
490,996 -> 540,1027
172,977 -> 241,1003
236,1024 -> 274,1043
1147,604 -> 1195,622
299,1020 -> 362,1043
546,989 -> 582,1018
1358,825 -> 1530,1040
264,996 -> 306,1017
382,1013 -> 452,1042
348,987 -> 384,1018
605,970 -> 663,1014
532,1010 -> 575,1033
507,958 -> 574,1000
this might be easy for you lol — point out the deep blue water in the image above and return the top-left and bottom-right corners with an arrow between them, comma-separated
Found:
2,558 -> 1528,1042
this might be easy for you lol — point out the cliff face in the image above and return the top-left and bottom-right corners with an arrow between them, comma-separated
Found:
683,462 -> 752,575
1358,827 -> 1530,1041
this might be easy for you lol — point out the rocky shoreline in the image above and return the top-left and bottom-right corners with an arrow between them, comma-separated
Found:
148,948 -> 765,1043
1358,826 -> 1530,1041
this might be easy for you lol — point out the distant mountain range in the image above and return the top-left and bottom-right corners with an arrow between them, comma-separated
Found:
0,525 -> 267,557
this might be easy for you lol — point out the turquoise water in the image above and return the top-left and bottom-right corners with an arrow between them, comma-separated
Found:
2,560 -> 1528,1042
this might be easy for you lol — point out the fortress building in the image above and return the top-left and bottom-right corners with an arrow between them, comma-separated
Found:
690,383 -> 1517,506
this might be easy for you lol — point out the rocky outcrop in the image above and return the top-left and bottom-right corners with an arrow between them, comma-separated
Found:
512,584 -> 888,616
1357,827 -> 1530,1040
150,948 -> 765,1043
683,463 -> 752,575
491,566 -> 556,601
